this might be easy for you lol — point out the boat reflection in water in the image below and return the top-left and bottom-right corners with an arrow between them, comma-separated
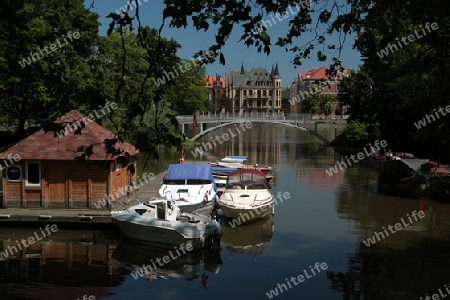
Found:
111,240 -> 222,286
221,217 -> 274,260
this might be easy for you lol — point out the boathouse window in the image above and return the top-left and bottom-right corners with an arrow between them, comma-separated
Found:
6,165 -> 22,182
25,162 -> 41,186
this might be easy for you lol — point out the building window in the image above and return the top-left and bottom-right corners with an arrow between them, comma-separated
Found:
263,90 -> 266,96
243,90 -> 247,96
269,90 -> 272,96
249,90 -> 253,95
6,165 -> 22,182
25,162 -> 41,186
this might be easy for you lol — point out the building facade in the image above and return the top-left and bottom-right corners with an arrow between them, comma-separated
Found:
205,75 -> 226,111
225,63 -> 282,115
289,67 -> 351,115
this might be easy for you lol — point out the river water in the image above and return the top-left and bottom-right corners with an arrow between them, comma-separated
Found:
1,124 -> 449,300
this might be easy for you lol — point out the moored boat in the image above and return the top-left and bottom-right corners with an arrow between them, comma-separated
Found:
159,164 -> 217,212
111,198 -> 222,250
217,169 -> 274,224
210,157 -> 274,184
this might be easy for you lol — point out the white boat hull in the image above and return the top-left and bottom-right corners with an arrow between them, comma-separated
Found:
219,203 -> 272,222
174,198 -> 216,213
112,215 -> 203,249
159,184 -> 217,212
111,201 -> 222,250
218,190 -> 273,223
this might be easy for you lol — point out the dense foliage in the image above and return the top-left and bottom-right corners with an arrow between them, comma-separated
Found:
301,89 -> 334,116
0,0 -> 209,158
338,1 -> 450,161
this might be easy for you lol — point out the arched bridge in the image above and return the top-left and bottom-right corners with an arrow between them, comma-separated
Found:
176,113 -> 347,145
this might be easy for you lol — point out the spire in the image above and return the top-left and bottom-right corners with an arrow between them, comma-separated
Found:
271,64 -> 274,76
240,63 -> 245,74
273,62 -> 280,78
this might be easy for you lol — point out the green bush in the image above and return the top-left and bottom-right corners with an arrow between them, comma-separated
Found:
334,121 -> 369,148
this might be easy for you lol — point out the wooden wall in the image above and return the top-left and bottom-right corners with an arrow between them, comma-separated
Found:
1,159 -> 137,209
109,161 -> 133,203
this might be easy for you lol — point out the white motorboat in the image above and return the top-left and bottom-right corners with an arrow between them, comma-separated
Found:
218,169 -> 274,223
220,155 -> 248,163
111,198 -> 222,250
159,164 -> 217,212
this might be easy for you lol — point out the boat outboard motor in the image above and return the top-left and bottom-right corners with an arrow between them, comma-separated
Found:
204,217 -> 223,250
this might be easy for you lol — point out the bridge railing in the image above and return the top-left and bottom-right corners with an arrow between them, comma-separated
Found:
176,112 -> 348,124
177,111 -> 286,120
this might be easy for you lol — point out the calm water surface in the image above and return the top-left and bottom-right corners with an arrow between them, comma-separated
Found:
1,125 -> 450,300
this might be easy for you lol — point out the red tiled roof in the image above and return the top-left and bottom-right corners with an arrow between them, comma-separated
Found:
0,110 -> 139,161
299,67 -> 350,81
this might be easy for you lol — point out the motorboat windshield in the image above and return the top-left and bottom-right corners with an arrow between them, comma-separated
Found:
226,169 -> 268,189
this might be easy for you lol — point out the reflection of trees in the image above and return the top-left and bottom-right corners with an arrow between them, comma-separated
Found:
327,236 -> 450,299
330,161 -> 447,299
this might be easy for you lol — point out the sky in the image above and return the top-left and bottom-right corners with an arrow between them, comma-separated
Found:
86,0 -> 363,88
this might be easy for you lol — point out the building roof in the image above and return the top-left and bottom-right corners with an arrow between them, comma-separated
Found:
0,110 -> 139,161
299,67 -> 350,81
273,62 -> 280,78
226,66 -> 279,87
205,75 -> 225,88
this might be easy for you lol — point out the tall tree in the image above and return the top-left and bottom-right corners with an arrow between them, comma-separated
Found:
91,28 -> 181,157
0,0 -> 99,136
346,0 -> 450,159
167,60 -> 209,115
302,89 -> 334,116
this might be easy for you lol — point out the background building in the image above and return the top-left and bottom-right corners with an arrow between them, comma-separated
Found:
205,75 -> 226,112
225,63 -> 282,115
289,67 -> 351,115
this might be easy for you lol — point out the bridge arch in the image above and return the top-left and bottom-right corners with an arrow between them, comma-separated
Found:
188,120 -> 331,144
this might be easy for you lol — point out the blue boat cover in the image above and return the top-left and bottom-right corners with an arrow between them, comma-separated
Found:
224,156 -> 248,160
212,167 -> 239,173
164,164 -> 215,182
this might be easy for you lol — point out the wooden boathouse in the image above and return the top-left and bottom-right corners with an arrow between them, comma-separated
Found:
0,110 -> 139,209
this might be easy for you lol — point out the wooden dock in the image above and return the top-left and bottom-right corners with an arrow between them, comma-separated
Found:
0,171 -> 166,228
